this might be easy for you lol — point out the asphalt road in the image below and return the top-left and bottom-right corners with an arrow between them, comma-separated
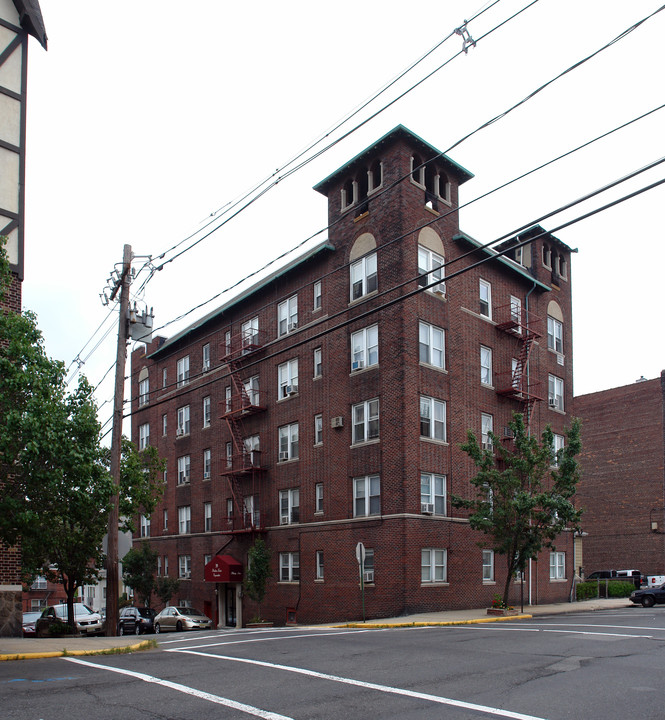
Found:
3,606 -> 665,719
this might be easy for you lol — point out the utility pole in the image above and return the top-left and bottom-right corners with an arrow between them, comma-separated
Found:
105,244 -> 132,636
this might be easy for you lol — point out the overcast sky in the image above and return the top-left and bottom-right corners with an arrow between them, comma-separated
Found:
20,0 -> 665,434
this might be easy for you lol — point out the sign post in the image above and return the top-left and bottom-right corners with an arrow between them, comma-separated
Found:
356,542 -> 366,623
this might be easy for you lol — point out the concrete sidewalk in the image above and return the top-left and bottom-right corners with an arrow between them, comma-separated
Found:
0,598 -> 631,661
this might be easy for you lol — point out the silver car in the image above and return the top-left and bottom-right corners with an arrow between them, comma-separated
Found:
35,603 -> 104,637
154,606 -> 212,633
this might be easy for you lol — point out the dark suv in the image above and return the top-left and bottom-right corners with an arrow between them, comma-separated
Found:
118,606 -> 156,635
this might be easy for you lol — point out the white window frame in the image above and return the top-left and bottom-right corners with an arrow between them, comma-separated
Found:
316,550 -> 324,580
278,423 -> 299,461
350,324 -> 378,371
547,316 -> 563,354
202,396 -> 211,428
548,374 -> 564,411
350,253 -> 378,301
164,556 -> 169,576
204,502 -> 212,533
202,343 -> 210,371
552,433 -> 565,468
243,375 -> 259,406
177,356 -> 190,388
481,413 -> 494,451
353,475 -> 381,517
420,473 -> 446,515
479,279 -> 492,319
550,551 -> 566,580
352,398 -> 380,444
138,377 -> 149,407
510,295 -> 522,333
177,455 -> 190,485
482,549 -> 495,582
178,555 -> 191,579
177,405 -> 190,436
225,441 -> 233,469
314,414 -> 323,445
315,483 -> 323,513
278,296 -> 298,337
278,358 -> 299,399
279,488 -> 300,525
421,548 -> 447,583
162,368 -> 167,388
140,514 -> 151,538
139,423 -> 150,450
279,552 -> 300,582
480,346 -> 493,386
163,509 -> 168,532
420,396 -> 446,442
313,280 -> 322,310
241,316 -> 259,350
419,321 -> 445,369
178,506 -> 191,535
162,413 -> 167,436
313,347 -> 322,378
418,246 -> 445,294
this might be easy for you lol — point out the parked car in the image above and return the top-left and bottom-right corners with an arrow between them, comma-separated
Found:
629,582 -> 665,608
154,607 -> 213,633
35,603 -> 104,637
587,570 -> 616,579
22,611 -> 42,637
118,606 -> 156,635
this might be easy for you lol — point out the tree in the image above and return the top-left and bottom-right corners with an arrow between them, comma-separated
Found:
122,542 -> 158,607
451,413 -> 582,608
154,575 -> 180,608
244,537 -> 272,621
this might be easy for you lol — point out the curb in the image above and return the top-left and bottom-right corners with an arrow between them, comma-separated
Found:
335,613 -> 533,629
0,639 -> 155,663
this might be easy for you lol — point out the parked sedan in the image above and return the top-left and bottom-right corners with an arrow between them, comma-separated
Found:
629,582 -> 665,608
35,604 -> 104,637
118,606 -> 156,635
22,611 -> 42,637
154,607 -> 212,633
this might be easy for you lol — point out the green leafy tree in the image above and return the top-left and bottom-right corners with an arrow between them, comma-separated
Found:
244,537 -> 272,621
122,542 -> 158,607
154,575 -> 181,608
451,413 -> 582,607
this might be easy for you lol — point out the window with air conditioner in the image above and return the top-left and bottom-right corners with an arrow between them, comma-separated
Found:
363,548 -> 375,582
420,396 -> 446,442
278,358 -> 298,399
354,475 -> 380,517
420,473 -> 446,515
350,324 -> 378,371
421,548 -> 447,583
352,398 -> 379,444
278,296 -> 298,337
418,246 -> 445,294
178,555 -> 191,579
278,423 -> 299,461
203,448 -> 211,479
177,455 -> 190,485
548,374 -> 564,411
177,405 -> 190,436
350,253 -> 377,301
419,321 -> 445,369
279,488 -> 300,525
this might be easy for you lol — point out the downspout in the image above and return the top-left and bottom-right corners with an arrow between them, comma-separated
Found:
525,279 -> 537,606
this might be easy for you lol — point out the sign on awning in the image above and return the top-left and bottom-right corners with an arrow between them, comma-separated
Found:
204,555 -> 244,582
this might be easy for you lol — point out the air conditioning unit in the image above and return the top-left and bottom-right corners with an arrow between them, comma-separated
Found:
176,428 -> 184,437
203,471 -> 210,479
548,398 -> 557,408
432,284 -> 446,295
363,570 -> 374,583
182,572 -> 191,579
351,360 -> 365,371
279,451 -> 289,461
178,475 -> 189,484
482,442 -> 493,452
421,503 -> 434,514
557,354 -> 564,366
286,384 -> 299,396
202,364 -> 210,373
287,322 -> 298,332
331,416 -> 344,428
503,427 -> 514,438
280,515 -> 290,525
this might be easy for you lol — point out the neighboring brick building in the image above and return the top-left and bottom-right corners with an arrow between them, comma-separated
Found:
131,125 -> 577,626
0,0 -> 47,638
575,374 -> 665,577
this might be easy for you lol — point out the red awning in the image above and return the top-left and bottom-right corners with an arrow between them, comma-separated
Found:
204,555 -> 244,583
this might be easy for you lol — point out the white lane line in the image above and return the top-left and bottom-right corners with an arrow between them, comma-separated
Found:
454,624 -> 654,639
169,629 -> 377,651
156,627 -> 351,645
170,649 -> 549,720
62,657 -> 293,720
542,630 -> 653,638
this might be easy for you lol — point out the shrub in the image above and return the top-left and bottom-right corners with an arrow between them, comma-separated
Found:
576,582 -> 598,601
608,581 -> 634,598
48,620 -> 76,636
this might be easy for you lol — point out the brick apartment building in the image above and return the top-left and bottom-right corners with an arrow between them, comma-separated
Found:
0,0 -> 47,637
131,125 -> 577,626
575,374 -> 665,577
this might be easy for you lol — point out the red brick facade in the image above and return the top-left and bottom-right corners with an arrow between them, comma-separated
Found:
575,374 -> 665,576
131,126 -> 577,626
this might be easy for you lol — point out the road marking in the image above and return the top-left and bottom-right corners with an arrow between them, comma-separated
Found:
171,649 -> 550,720
455,625 -> 654,639
62,657 -> 293,720
169,629 -> 377,651
156,626 -> 348,645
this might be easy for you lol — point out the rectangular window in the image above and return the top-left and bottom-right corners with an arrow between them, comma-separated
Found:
278,358 -> 299,399
548,374 -> 564,411
510,295 -> 522,333
315,483 -> 323,513
244,494 -> 259,527
157,556 -> 162,576
316,550 -> 324,580
138,377 -> 149,407
226,441 -> 233,469
177,455 -> 190,484
164,556 -> 169,576
280,552 -> 300,582
420,473 -> 446,515
278,423 -> 299,461
278,296 -> 298,336
202,343 -> 210,371
352,399 -> 380,444
226,498 -> 234,525
481,413 -> 494,451
313,280 -> 322,310
421,548 -> 447,583
241,317 -> 259,351
419,321 -> 445,368
364,549 -> 375,583
314,414 -> 323,445
178,555 -> 191,579
162,368 -> 167,388
420,396 -> 446,442
224,330 -> 232,357
204,502 -> 212,532
139,423 -> 150,450
353,475 -> 381,517
203,448 -> 211,479
550,551 -> 565,580
350,253 -> 377,301
418,246 -> 445,293
479,279 -> 491,318
178,506 -> 191,535
203,396 -> 211,428
279,488 -> 300,525
162,413 -> 167,436
177,405 -> 190,436
350,324 -> 378,371
313,347 -> 322,378
243,434 -> 260,467
482,549 -> 495,581
243,375 -> 259,406
547,316 -> 563,354
163,509 -> 168,532
177,356 -> 190,387
225,385 -> 232,413
480,345 -> 493,386
552,433 -> 565,468
140,514 -> 151,538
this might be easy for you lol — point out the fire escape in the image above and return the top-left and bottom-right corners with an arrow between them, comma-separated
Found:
219,328 -> 267,534
494,302 -> 543,431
